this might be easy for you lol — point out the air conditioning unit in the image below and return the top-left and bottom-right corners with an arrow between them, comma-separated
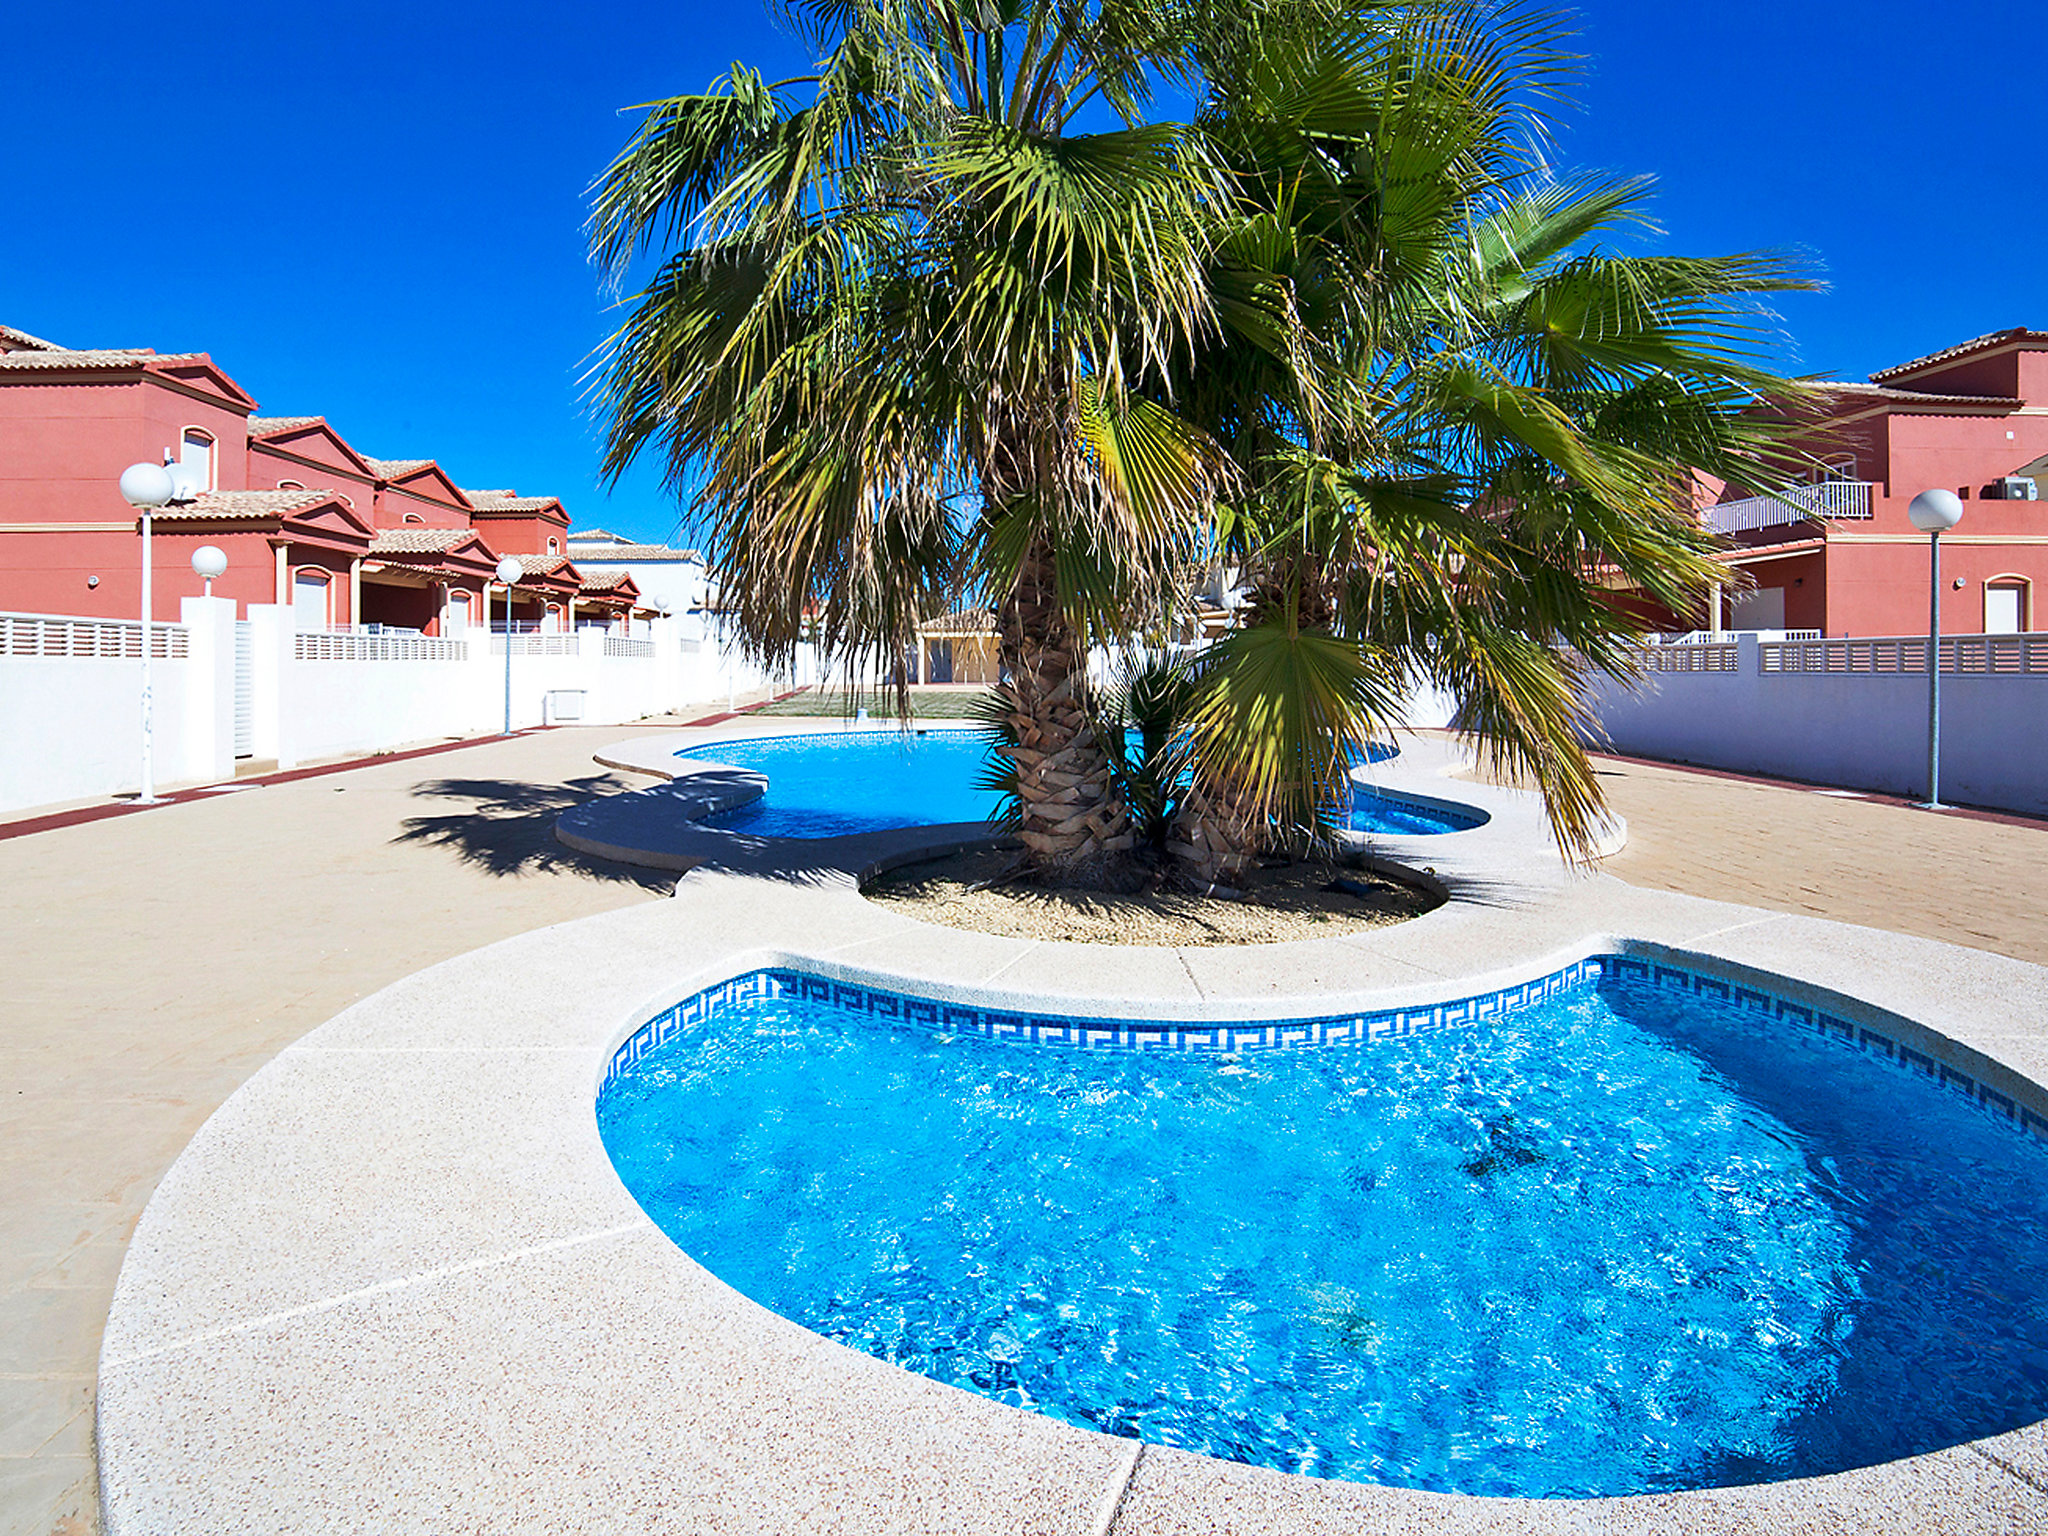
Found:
1986,476 -> 2039,501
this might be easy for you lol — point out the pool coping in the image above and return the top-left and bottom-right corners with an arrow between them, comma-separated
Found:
95,739 -> 2048,1535
559,721 -> 1607,879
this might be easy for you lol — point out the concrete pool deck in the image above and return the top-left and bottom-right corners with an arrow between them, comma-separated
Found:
89,727 -> 2048,1534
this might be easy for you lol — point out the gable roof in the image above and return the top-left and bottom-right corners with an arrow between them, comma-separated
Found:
0,347 -> 257,409
365,457 -> 470,507
364,457 -> 433,479
150,488 -> 340,520
368,528 -> 474,555
146,489 -> 375,545
248,415 -> 376,477
1870,327 -> 2048,384
575,568 -> 640,595
463,489 -> 568,519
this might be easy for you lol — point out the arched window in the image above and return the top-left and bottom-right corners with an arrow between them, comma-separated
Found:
1986,578 -> 2030,635
292,569 -> 331,632
178,428 -> 216,496
545,602 -> 564,633
277,478 -> 306,491
403,513 -> 425,524
546,536 -> 560,555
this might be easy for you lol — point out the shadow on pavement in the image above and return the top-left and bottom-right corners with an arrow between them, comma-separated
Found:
393,775 -> 674,891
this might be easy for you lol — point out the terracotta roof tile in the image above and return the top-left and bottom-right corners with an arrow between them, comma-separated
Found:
0,347 -> 188,371
0,324 -> 64,351
464,489 -> 563,512
918,608 -> 995,635
247,415 -> 326,438
1809,381 -> 2023,411
566,538 -> 704,562
364,457 -> 435,479
149,489 -> 338,521
1870,327 -> 2048,383
576,568 -> 637,593
369,528 -> 472,555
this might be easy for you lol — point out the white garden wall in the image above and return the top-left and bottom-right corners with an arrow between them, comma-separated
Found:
1585,633 -> 2048,816
0,604 -> 823,816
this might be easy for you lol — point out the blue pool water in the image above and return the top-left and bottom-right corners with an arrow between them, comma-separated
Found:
1348,789 -> 1486,836
598,968 -> 2048,1498
678,730 -> 1473,839
680,731 -> 1003,838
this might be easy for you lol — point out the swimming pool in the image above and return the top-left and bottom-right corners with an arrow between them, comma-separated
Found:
599,960 -> 2048,1499
675,730 -> 1478,839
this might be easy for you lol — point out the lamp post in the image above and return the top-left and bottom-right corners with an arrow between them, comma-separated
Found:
495,554 -> 524,734
191,545 -> 227,597
1907,489 -> 1964,809
119,462 -> 176,804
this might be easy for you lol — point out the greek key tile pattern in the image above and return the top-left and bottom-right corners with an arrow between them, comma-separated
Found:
1601,956 -> 2045,1140
604,958 -> 1605,1087
603,956 -> 2048,1143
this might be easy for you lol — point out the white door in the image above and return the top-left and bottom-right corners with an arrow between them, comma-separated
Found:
1730,586 -> 1785,632
445,591 -> 471,635
1986,584 -> 2024,635
293,572 -> 330,631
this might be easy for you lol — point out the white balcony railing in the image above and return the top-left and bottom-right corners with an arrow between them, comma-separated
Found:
1651,629 -> 1821,645
603,636 -> 656,659
1,611 -> 188,659
1703,481 -> 1875,535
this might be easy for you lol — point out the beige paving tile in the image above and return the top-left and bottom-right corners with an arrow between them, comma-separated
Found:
0,1377 -> 92,1460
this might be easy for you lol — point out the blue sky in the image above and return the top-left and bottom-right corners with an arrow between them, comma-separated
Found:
3,0 -> 2030,544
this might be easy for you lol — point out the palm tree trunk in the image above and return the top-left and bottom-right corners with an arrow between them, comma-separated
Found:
1166,772 -> 1259,887
997,529 -> 1134,878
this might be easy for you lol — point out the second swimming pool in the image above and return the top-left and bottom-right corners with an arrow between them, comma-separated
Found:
675,730 -> 1483,839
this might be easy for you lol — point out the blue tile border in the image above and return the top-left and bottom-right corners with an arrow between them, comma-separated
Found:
1602,953 -> 2044,1138
601,953 -> 2048,1144
603,956 -> 1603,1088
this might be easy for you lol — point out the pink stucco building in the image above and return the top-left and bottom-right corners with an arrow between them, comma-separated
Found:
0,322 -> 642,634
1683,328 -> 2048,637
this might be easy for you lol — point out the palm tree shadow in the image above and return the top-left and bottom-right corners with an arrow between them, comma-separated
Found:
392,774 -> 674,891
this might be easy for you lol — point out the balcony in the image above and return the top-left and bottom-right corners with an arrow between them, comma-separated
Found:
1703,481 -> 1874,536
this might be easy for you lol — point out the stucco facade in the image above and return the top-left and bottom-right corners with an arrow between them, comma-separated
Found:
1700,329 -> 2048,638
0,323 -> 646,636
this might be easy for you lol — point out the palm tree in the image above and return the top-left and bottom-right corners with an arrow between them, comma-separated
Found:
588,0 -> 1238,879
589,0 -> 1811,888
1146,13 -> 1816,883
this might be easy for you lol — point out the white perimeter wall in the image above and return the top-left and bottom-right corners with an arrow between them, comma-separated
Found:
0,656 -> 195,814
1,604 -> 824,816
1586,637 -> 2048,816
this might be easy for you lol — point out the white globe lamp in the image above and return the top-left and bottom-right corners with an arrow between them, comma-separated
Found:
494,556 -> 524,734
190,544 -> 228,596
1907,489 -> 1963,808
119,462 -> 177,805
1907,488 -> 1963,533
119,462 -> 175,509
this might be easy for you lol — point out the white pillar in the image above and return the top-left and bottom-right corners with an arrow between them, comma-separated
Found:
274,542 -> 288,606
179,595 -> 237,784
350,558 -> 362,629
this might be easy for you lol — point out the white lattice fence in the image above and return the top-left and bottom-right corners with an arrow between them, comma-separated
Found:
1,611 -> 187,660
